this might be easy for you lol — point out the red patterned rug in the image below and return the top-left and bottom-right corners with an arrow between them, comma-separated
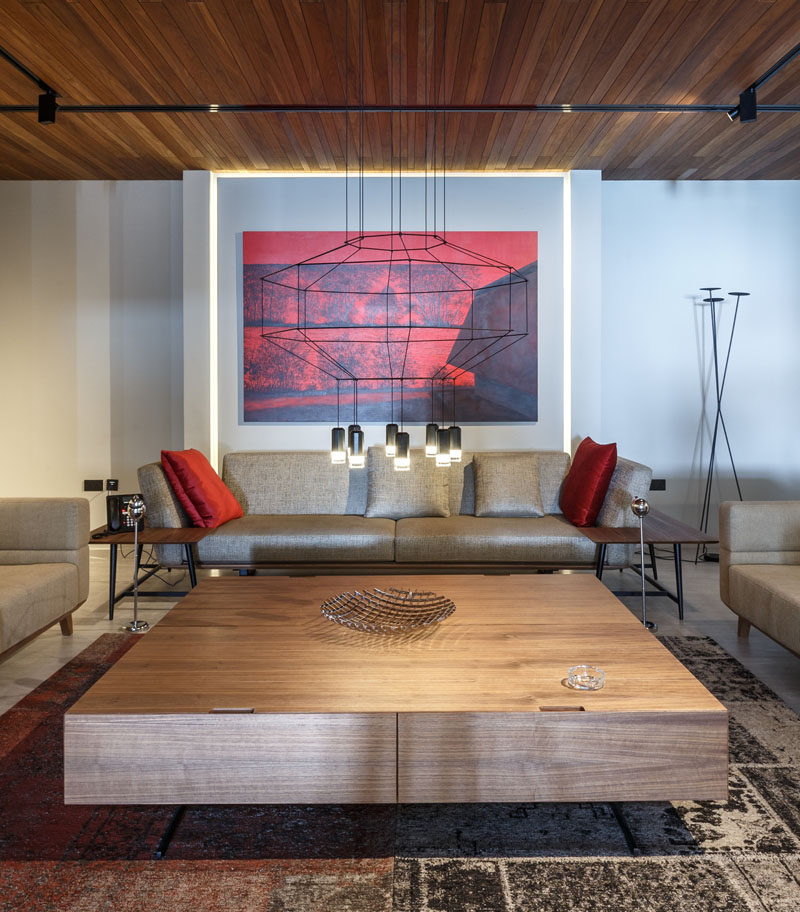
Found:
3,631 -> 800,911
0,634 -> 393,911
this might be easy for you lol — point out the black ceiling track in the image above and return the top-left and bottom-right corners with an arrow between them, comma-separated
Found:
0,45 -> 57,95
1,41 -> 798,119
727,40 -> 800,121
1,102 -> 799,115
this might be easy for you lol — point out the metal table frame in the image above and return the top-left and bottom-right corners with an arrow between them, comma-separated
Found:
90,526 -> 208,619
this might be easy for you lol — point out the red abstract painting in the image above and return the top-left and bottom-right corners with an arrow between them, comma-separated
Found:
242,230 -> 537,423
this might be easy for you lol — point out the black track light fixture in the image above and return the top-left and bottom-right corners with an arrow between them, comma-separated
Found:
37,91 -> 57,124
738,88 -> 757,123
725,40 -> 800,125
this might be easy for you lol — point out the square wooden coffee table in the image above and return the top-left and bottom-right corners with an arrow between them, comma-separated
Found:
64,574 -> 727,805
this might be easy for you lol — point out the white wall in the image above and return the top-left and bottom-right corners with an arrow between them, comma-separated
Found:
602,180 -> 800,528
6,173 -> 794,535
182,171 -> 216,466
208,173 -> 568,462
0,181 -> 183,528
568,171 -> 603,451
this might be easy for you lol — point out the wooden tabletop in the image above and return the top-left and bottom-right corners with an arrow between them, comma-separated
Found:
69,574 -> 724,716
89,525 -> 209,545
579,509 -> 717,545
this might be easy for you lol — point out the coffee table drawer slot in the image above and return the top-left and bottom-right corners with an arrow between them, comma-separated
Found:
398,711 -> 728,803
65,712 -> 397,805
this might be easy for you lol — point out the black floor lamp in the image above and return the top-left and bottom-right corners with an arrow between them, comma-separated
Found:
697,288 -> 748,560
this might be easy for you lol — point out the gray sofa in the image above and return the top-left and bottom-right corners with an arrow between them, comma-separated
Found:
0,498 -> 90,660
720,500 -> 800,657
138,448 -> 652,573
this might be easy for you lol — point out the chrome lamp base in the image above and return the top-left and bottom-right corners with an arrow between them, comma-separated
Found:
123,619 -> 150,634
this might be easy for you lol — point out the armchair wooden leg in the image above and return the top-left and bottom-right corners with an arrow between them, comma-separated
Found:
737,617 -> 751,639
59,614 -> 74,636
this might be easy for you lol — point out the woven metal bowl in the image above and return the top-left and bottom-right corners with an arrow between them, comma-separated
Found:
320,587 -> 456,634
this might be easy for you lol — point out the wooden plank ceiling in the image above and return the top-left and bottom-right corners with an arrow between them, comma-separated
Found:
0,0 -> 798,180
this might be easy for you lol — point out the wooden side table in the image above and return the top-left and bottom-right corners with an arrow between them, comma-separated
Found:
89,526 -> 209,620
579,510 -> 717,620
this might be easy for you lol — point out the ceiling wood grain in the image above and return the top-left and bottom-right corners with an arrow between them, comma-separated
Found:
0,0 -> 798,179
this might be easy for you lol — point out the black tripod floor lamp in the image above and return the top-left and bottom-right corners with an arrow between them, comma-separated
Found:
697,288 -> 748,560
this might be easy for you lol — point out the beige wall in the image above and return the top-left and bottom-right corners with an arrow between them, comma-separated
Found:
0,181 -> 183,529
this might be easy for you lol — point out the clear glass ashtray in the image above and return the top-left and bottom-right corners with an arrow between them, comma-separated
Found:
567,665 -> 605,691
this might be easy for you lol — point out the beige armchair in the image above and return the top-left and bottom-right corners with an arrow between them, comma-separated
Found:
719,500 -> 800,657
0,498 -> 90,660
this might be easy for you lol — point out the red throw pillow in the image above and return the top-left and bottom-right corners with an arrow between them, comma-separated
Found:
161,449 -> 243,529
559,437 -> 618,527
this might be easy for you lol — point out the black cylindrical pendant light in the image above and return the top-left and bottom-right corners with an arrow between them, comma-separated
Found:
348,426 -> 365,468
331,426 -> 346,464
436,427 -> 451,467
425,422 -> 439,456
448,425 -> 462,462
394,431 -> 410,471
347,423 -> 359,453
385,422 -> 399,457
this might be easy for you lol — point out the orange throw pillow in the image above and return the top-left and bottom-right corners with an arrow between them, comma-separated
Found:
559,437 -> 617,527
161,449 -> 243,529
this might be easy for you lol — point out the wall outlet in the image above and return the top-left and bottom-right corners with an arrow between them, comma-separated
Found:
649,478 -> 666,491
83,479 -> 103,492
106,479 -> 119,491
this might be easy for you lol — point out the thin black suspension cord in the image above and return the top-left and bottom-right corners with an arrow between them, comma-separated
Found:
424,0 -> 428,238
442,1 -> 447,241
399,0 -> 403,235
359,0 -> 364,236
390,0 -> 394,234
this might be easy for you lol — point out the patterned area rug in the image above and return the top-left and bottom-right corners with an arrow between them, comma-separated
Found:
1,632 -> 799,911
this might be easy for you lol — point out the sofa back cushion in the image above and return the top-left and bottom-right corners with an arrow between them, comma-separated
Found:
472,453 -> 545,517
450,450 -> 570,516
364,448 -> 450,519
222,451 -> 367,515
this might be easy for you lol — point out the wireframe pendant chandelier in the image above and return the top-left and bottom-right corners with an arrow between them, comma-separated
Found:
259,0 -> 529,469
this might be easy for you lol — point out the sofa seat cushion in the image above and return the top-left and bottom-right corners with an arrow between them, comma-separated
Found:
394,515 -> 597,564
728,564 -> 800,656
0,563 -> 79,654
196,514 -> 396,563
